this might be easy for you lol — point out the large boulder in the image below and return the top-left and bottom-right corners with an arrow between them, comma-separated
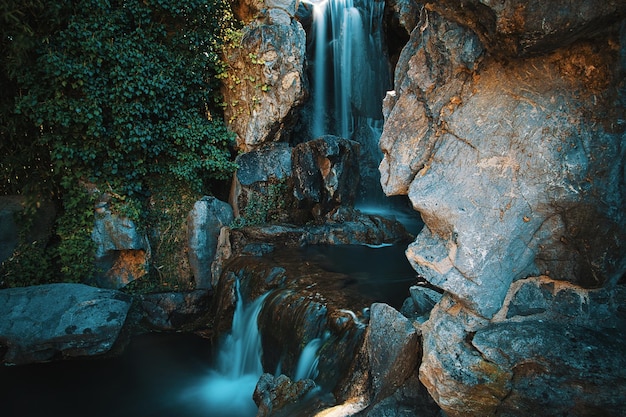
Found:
230,142 -> 294,223
253,373 -> 317,417
292,136 -> 361,217
381,10 -> 626,319
379,3 -> 626,416
221,5 -> 307,151
137,290 -> 211,331
338,303 -> 421,405
187,196 -> 233,289
92,201 -> 150,289
0,283 -> 132,365
419,280 -> 626,417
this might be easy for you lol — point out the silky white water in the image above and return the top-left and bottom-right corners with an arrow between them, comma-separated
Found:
310,0 -> 388,141
181,282 -> 268,417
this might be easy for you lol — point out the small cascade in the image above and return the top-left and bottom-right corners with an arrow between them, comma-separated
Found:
294,334 -> 327,381
193,282 -> 268,417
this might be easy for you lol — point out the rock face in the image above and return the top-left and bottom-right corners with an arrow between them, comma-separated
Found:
230,138 -> 365,224
292,136 -> 361,217
379,2 -> 626,416
342,303 -> 421,403
230,142 -> 294,222
0,283 -> 132,365
253,373 -> 317,417
138,290 -> 210,331
92,202 -> 150,289
187,196 -> 234,289
222,0 -> 307,151
424,0 -> 626,57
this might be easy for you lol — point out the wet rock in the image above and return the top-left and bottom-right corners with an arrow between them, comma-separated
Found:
292,135 -> 360,217
230,142 -> 294,221
212,209 -> 411,278
365,303 -> 420,400
418,297 -> 505,417
91,203 -> 150,289
472,320 -> 626,417
0,283 -> 131,365
137,290 -> 210,331
381,6 -> 626,412
424,0 -> 626,57
213,251 -> 372,399
339,303 -> 420,408
253,373 -> 317,417
221,12 -> 307,151
356,373 -> 440,417
385,0 -> 421,36
187,196 -> 233,289
400,285 -> 443,323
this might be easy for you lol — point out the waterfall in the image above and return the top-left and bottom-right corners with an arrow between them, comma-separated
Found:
310,0 -> 388,140
309,0 -> 391,203
192,282 -> 268,417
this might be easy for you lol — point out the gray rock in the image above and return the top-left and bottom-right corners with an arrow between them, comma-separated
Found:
338,303 -> 421,412
424,0 -> 626,56
292,135 -> 360,217
365,303 -> 420,401
401,285 -> 443,322
187,196 -> 234,289
253,373 -> 317,417
419,279 -> 626,417
472,320 -> 626,416
222,17 -> 307,151
236,142 -> 293,186
230,142 -> 296,227
385,0 -> 421,36
381,10 -> 626,319
91,205 -> 150,289
138,290 -> 210,331
265,0 -> 298,17
418,297 -> 501,417
0,283 -> 132,365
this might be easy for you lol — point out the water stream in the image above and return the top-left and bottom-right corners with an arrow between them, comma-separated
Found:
183,281 -> 268,417
307,0 -> 392,205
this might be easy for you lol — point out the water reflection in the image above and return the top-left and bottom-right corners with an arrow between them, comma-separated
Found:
0,333 -> 221,417
298,243 -> 418,309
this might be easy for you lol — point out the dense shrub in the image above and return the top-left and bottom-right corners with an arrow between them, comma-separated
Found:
0,0 -> 239,286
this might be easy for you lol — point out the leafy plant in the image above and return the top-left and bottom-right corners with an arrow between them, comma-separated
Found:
233,179 -> 291,227
13,0 -> 237,196
0,0 -> 241,287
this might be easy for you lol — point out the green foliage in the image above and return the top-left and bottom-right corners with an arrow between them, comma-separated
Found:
233,179 -> 290,227
140,179 -> 199,292
0,0 -> 69,197
1,241 -> 53,288
0,0 -> 241,286
55,184 -> 97,283
12,0 -> 237,196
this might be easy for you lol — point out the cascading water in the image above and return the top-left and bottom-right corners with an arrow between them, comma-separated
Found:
182,281 -> 327,417
188,282 -> 268,417
294,334 -> 327,381
308,0 -> 391,204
